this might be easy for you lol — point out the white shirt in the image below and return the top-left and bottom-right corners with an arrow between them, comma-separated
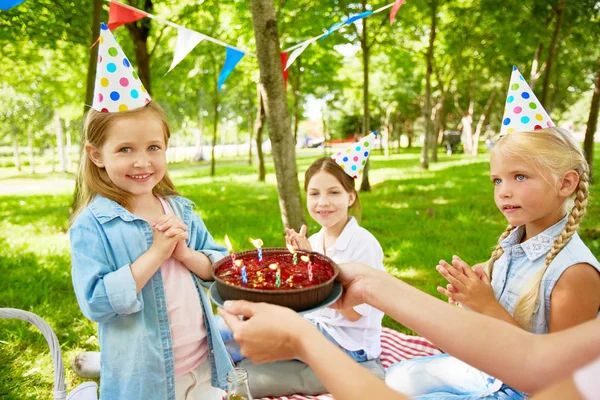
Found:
574,356 -> 600,400
304,217 -> 385,359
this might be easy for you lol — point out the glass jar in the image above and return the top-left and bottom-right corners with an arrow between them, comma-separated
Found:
226,367 -> 253,400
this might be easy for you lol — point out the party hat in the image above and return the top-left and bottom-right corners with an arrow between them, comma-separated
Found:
499,66 -> 554,137
331,132 -> 375,179
92,23 -> 151,113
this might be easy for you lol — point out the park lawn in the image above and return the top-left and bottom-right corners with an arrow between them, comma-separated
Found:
0,146 -> 599,398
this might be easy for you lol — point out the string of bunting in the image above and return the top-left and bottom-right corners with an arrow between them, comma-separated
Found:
105,0 -> 406,91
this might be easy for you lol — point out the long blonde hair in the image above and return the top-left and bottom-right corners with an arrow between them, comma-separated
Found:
483,127 -> 590,330
70,102 -> 178,224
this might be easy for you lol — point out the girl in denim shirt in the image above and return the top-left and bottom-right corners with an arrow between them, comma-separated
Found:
70,24 -> 232,400
385,128 -> 600,399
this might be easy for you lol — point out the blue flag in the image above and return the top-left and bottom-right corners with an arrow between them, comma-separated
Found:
218,47 -> 245,92
345,11 -> 373,25
0,0 -> 25,10
320,21 -> 344,41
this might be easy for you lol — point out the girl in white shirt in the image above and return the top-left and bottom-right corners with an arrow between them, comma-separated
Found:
286,156 -> 385,362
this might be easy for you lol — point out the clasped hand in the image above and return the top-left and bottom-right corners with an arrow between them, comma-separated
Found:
436,255 -> 496,313
151,214 -> 189,262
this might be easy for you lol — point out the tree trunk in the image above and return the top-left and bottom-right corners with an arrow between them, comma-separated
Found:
65,120 -> 72,171
84,0 -> 102,115
27,130 -> 35,174
529,43 -> 544,90
405,119 -> 413,149
125,0 -> 153,94
248,107 -> 254,165
541,0 -> 565,106
195,90 -> 205,161
292,59 -> 302,146
250,0 -> 304,229
359,0 -> 372,192
584,58 -> 600,181
421,0 -> 437,169
255,90 -> 266,181
211,101 -> 219,176
12,135 -> 21,172
459,99 -> 474,155
73,0 -> 102,214
471,91 -> 496,156
55,113 -> 66,173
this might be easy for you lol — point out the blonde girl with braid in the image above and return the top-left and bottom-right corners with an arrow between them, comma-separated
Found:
385,127 -> 600,399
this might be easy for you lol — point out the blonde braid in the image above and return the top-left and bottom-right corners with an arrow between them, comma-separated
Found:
513,168 -> 590,330
483,224 -> 515,280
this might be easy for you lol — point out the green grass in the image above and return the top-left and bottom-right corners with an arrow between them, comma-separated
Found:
1,145 -> 599,398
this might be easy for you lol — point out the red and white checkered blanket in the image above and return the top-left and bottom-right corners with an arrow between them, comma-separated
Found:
257,328 -> 441,400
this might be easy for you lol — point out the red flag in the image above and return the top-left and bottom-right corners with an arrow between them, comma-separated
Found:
280,52 -> 289,88
390,0 -> 406,25
108,1 -> 147,30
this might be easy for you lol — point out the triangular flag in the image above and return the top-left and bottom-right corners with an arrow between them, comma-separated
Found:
390,0 -> 406,25
0,0 -> 25,10
107,0 -> 146,30
345,11 -> 373,25
218,47 -> 245,91
168,27 -> 205,73
331,133 -> 375,179
320,21 -> 344,41
285,39 -> 315,71
280,52 -> 289,88
92,23 -> 151,112
499,66 -> 554,136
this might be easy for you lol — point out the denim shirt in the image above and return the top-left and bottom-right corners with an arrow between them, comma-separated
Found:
70,195 -> 233,400
491,216 -> 600,334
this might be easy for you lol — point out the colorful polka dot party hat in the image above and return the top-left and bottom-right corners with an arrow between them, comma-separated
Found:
92,23 -> 151,113
331,132 -> 375,179
499,66 -> 554,137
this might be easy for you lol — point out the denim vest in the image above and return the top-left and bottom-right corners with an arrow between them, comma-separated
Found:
70,195 -> 233,400
491,216 -> 600,334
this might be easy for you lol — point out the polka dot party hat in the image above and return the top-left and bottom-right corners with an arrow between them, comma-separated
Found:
92,23 -> 151,113
331,132 -> 375,179
499,66 -> 554,137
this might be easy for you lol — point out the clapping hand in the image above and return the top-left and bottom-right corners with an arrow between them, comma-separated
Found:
284,224 -> 312,252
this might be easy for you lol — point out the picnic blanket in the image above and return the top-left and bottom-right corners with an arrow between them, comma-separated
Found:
256,328 -> 441,400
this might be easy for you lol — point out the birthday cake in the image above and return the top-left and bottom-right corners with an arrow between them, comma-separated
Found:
212,248 -> 339,311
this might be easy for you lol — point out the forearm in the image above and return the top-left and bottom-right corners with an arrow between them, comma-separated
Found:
130,248 -> 164,294
297,327 -> 408,400
479,301 -> 522,329
180,249 -> 213,280
366,271 -> 600,393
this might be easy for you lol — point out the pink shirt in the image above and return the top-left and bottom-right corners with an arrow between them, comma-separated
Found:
158,197 -> 208,376
574,356 -> 600,400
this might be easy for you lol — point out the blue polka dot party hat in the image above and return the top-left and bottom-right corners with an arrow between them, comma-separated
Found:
499,66 -> 554,137
92,23 -> 151,113
331,132 -> 375,179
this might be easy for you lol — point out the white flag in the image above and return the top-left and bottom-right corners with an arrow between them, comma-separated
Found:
168,27 -> 205,73
285,38 -> 316,71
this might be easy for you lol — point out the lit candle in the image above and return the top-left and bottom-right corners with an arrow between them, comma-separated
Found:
249,238 -> 264,263
225,235 -> 236,267
286,244 -> 298,265
301,255 -> 314,283
235,259 -> 247,285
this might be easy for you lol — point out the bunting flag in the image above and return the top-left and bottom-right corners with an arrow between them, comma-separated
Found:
320,21 -> 344,41
218,47 -> 245,91
168,27 -> 205,73
280,52 -> 289,87
285,39 -> 316,71
345,11 -> 374,25
92,23 -> 151,112
390,0 -> 406,25
108,0 -> 146,30
0,0 -> 25,10
499,66 -> 554,137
